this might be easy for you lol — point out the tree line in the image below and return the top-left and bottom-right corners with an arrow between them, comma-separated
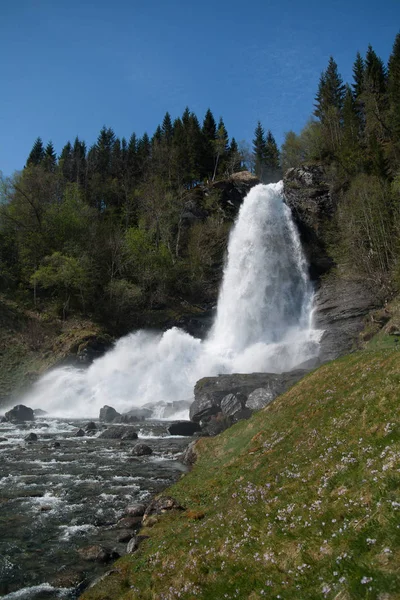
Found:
0,107 -> 279,329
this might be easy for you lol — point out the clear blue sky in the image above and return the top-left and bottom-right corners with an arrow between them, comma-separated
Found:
0,0 -> 399,176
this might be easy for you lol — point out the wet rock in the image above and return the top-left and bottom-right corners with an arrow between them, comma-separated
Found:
0,437 -> 8,442
85,421 -> 97,432
126,535 -> 149,554
0,416 -> 7,423
122,429 -> 139,441
75,428 -> 85,437
220,393 -> 247,418
98,426 -> 138,440
112,414 -> 138,424
167,421 -> 201,436
117,530 -> 133,543
181,440 -> 198,466
5,404 -> 34,423
53,441 -> 61,448
33,409 -> 48,416
125,503 -> 146,517
191,371 -> 306,423
25,432 -> 38,441
77,545 -> 119,563
116,516 -> 142,529
200,412 -> 231,436
99,405 -> 120,423
144,495 -> 185,519
283,165 -> 334,279
132,443 -> 153,456
245,388 -> 274,410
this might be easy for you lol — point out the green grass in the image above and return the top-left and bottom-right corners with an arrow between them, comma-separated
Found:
82,348 -> 400,600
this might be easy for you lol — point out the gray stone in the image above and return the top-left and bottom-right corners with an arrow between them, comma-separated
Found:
283,165 -> 334,279
245,388 -> 274,410
24,432 -> 38,441
220,393 -> 246,418
131,443 -> 153,456
85,421 -> 97,431
99,405 -> 120,423
98,426 -> 138,440
126,535 -> 149,554
5,404 -> 34,423
125,503 -> 146,517
190,371 -> 306,423
75,428 -> 85,437
313,276 -> 381,362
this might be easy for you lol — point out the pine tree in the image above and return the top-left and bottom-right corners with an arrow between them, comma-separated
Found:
43,141 -> 57,172
26,137 -> 45,167
201,109 -> 217,179
314,57 -> 346,121
264,131 -> 280,181
253,121 -> 266,178
71,137 -> 86,185
161,112 -> 173,145
365,45 -> 387,95
314,57 -> 346,154
59,142 -> 73,181
352,52 -> 365,98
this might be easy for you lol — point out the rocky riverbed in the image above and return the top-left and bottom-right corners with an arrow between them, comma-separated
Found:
0,417 -> 191,599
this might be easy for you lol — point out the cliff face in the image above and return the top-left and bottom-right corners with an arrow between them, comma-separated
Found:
283,165 -> 334,280
283,165 -> 381,361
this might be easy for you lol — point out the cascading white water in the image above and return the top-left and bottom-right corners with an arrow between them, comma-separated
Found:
20,182 -> 321,418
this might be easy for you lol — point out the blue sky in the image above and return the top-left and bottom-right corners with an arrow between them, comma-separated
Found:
0,0 -> 399,176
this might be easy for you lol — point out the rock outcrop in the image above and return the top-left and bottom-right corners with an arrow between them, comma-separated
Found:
313,276 -> 381,362
283,165 -> 335,279
190,371 -> 307,426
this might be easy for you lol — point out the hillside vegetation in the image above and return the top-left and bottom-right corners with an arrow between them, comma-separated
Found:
82,345 -> 400,600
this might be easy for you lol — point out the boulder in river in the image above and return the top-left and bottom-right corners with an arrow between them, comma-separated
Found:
85,421 -> 97,432
75,428 -> 85,437
125,503 -> 146,517
98,425 -> 138,440
167,421 -> 201,436
132,443 -> 153,456
77,545 -> 119,563
99,405 -> 120,423
24,432 -> 38,441
112,414 -> 138,424
5,404 -> 35,423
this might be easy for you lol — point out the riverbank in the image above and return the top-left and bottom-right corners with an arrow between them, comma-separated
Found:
81,345 -> 400,600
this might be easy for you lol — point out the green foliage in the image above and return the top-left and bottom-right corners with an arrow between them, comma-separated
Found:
333,174 -> 394,286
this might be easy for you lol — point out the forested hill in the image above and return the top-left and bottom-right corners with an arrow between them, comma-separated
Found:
1,32 -> 400,339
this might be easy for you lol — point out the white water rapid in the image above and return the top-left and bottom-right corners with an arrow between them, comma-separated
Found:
20,182 -> 321,419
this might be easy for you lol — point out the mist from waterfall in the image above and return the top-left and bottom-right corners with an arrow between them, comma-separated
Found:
20,182 -> 321,418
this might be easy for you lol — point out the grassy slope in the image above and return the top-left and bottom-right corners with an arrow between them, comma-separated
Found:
82,346 -> 400,600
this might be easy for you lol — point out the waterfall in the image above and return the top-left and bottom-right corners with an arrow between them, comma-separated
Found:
20,182 -> 321,418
